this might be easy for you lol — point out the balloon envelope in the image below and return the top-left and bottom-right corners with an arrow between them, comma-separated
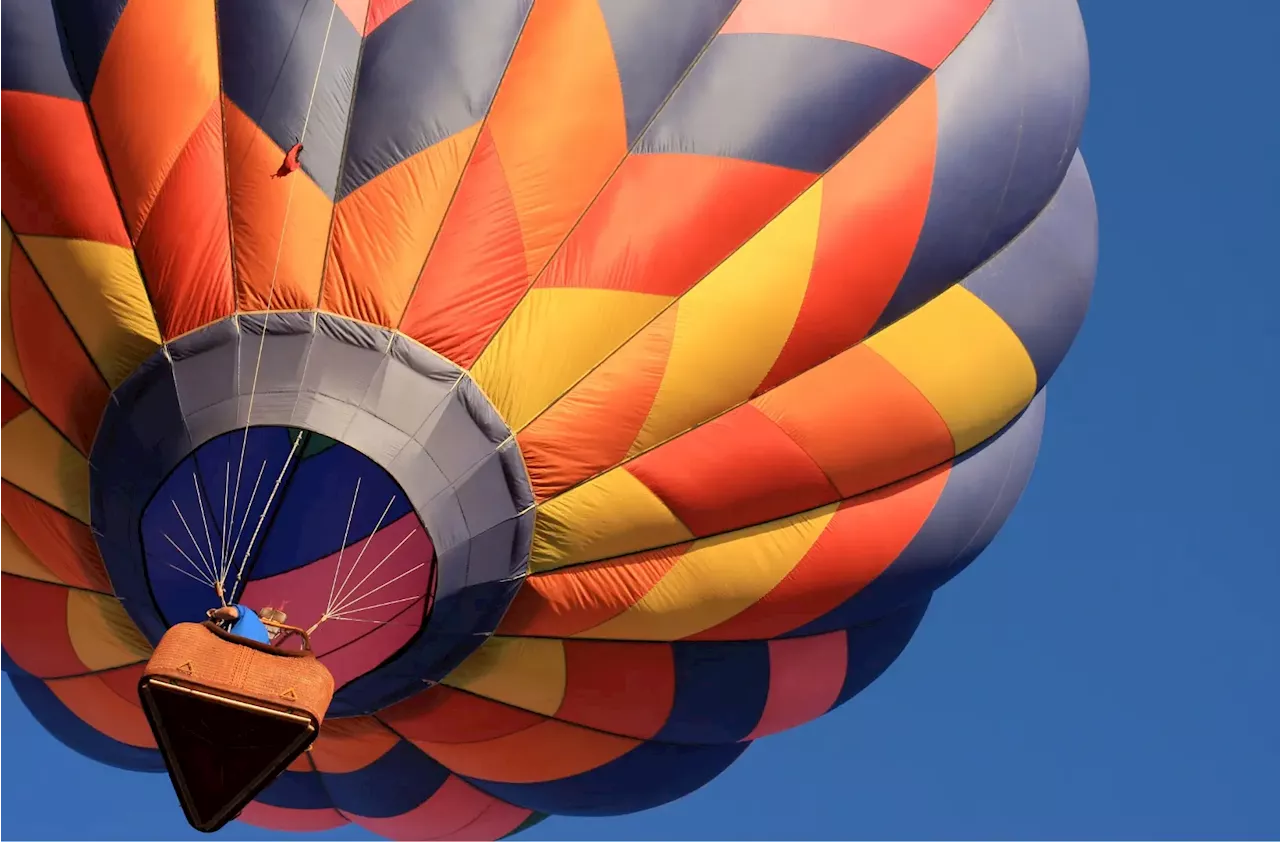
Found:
1,0 -> 1095,838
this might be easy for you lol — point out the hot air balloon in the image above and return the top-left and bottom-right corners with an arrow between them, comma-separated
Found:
1,0 -> 1096,838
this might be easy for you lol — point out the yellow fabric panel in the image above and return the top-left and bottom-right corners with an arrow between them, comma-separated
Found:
579,504 -> 838,641
630,183 -> 823,456
66,590 -> 152,670
442,636 -> 566,717
1,223 -> 29,396
1,520 -> 63,586
472,287 -> 671,430
1,410 -> 90,523
19,236 -> 160,387
865,285 -> 1038,453
531,468 -> 693,573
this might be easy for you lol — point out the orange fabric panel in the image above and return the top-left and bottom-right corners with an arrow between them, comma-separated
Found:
308,716 -> 398,774
223,99 -> 332,311
7,246 -> 110,452
688,469 -> 948,641
627,405 -> 839,538
323,124 -> 480,327
2,482 -> 112,593
405,707 -> 639,784
758,78 -> 937,393
134,102 -> 234,339
754,344 -> 955,499
720,0 -> 991,68
0,92 -> 128,245
90,0 -> 219,237
397,126 -> 525,367
0,574 -> 83,677
382,685 -> 542,746
748,632 -> 848,738
557,640 -> 674,740
486,0 -> 628,281
365,0 -> 412,34
534,154 -> 813,296
517,307 -> 677,501
47,666 -> 155,749
354,775 -> 529,840
497,544 -> 688,638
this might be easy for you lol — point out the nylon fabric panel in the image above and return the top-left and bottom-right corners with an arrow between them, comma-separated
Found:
1,483 -> 112,593
793,393 -> 1044,634
748,632 -> 848,738
133,102 -> 234,338
324,124 -> 480,326
216,0 -> 363,201
46,666 -> 154,749
19,235 -> 160,387
0,410 -> 90,523
962,151 -> 1098,385
337,0 -> 529,198
88,0 -> 219,238
1,657 -> 163,772
864,285 -> 1037,453
397,126 -> 527,365
351,775 -> 535,841
5,244 -> 109,452
1,0 -> 83,101
756,77 -> 937,392
471,288 -> 673,430
306,717 -> 398,774
656,640 -> 770,743
530,468 -> 692,572
51,0 -> 128,95
237,802 -> 348,834
2,575 -> 96,676
0,229 -> 27,397
877,0 -> 1089,329
222,98 -> 333,311
556,639 -> 675,740
721,0 -> 991,68
597,0 -> 737,146
0,92 -> 128,245
442,637 -> 567,718
65,591 -> 151,671
627,183 -> 822,455
574,507 -> 836,641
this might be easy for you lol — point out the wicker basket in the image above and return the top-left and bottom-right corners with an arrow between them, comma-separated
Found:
139,621 -> 335,832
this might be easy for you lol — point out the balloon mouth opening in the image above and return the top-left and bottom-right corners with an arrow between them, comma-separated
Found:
89,312 -> 535,713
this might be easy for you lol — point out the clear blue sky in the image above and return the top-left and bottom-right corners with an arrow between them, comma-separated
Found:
4,1 -> 1277,839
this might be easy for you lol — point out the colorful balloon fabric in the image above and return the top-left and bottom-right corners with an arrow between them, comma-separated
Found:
1,0 -> 1096,839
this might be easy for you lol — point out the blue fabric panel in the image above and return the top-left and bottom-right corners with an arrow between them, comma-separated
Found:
2,654 -> 164,772
637,34 -> 927,174
831,598 -> 930,708
963,151 -> 1098,385
463,506 -> 532,587
2,0 -> 82,100
250,434 -> 414,579
320,739 -> 450,817
51,0 -> 127,97
877,0 -> 1090,330
791,392 -> 1046,635
254,766 -> 332,810
596,0 -> 736,146
338,0 -> 531,198
466,740 -> 747,816
216,0 -> 362,199
655,640 -> 770,745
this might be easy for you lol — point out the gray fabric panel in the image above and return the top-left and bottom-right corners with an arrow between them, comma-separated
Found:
169,320 -> 239,415
298,331 -> 386,403
289,391 -> 360,440
387,446 -> 450,517
498,440 -> 535,513
453,447 -> 519,536
433,541 -> 471,600
416,390 -> 495,481
388,333 -> 463,383
343,409 -> 412,470
361,354 -> 458,437
419,489 -> 472,556
239,326 -> 314,396
468,505 -> 535,585
456,375 -> 512,446
315,311 -> 386,349
963,152 -> 1098,385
